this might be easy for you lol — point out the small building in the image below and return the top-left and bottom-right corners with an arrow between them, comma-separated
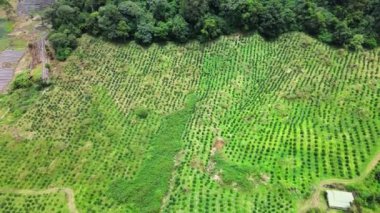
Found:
326,190 -> 354,210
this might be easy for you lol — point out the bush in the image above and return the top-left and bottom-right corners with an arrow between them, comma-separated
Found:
363,37 -> 377,49
135,107 -> 149,119
11,72 -> 32,90
348,34 -> 364,50
49,32 -> 77,61
306,208 -> 323,213
55,47 -> 72,61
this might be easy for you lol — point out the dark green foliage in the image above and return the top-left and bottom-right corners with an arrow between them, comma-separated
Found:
49,32 -> 77,61
135,17 -> 155,44
200,15 -> 225,40
135,107 -> 149,119
0,0 -> 9,5
11,71 -> 50,91
44,0 -> 380,58
306,208 -> 323,213
347,165 -> 380,211
169,15 -> 190,42
97,4 -> 124,40
258,1 -> 294,38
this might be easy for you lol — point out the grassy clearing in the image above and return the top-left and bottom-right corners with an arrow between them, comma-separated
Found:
109,94 -> 197,212
0,19 -> 12,51
0,19 -> 26,51
0,33 -> 378,212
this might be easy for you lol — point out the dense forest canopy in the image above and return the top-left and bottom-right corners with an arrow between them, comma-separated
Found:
44,0 -> 380,60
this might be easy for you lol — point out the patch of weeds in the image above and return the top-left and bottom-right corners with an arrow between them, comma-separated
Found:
109,94 -> 198,212
134,107 -> 149,119
11,72 -> 33,90
214,152 -> 258,191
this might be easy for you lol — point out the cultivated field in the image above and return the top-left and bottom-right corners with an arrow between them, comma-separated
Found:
0,33 -> 379,212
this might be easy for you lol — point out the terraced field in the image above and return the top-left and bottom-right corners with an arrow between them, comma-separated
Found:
0,33 -> 379,212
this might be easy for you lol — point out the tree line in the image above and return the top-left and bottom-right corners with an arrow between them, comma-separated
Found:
44,0 -> 380,60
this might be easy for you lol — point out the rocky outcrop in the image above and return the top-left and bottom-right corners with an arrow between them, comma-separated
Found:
17,0 -> 55,15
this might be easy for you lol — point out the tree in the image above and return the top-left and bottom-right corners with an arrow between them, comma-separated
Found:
169,15 -> 190,42
348,34 -> 364,50
332,21 -> 352,46
200,15 -> 224,40
154,21 -> 170,40
85,11 -> 100,35
134,17 -> 155,44
97,4 -> 123,40
116,20 -> 131,40
84,0 -> 106,12
181,0 -> 209,24
55,5 -> 77,26
363,37 -> 377,49
44,0 -> 380,60
49,32 -> 77,61
258,1 -> 289,38
296,1 -> 330,35
150,0 -> 174,21
118,1 -> 144,19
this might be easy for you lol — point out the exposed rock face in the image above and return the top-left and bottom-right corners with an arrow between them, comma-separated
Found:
17,0 -> 55,15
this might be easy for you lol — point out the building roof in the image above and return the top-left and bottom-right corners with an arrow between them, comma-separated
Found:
326,190 -> 354,209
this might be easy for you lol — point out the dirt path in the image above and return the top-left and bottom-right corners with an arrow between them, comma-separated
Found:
297,152 -> 380,213
0,187 -> 78,213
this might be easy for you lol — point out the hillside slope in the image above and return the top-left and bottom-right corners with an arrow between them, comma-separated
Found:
0,33 -> 379,212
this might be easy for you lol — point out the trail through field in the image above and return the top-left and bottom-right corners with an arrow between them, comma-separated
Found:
0,187 -> 78,213
297,152 -> 380,213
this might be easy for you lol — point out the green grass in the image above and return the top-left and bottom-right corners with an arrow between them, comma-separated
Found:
0,192 -> 69,213
0,33 -> 378,212
0,19 -> 12,51
214,152 -> 258,191
109,94 -> 197,212
347,164 -> 380,212
0,19 -> 26,51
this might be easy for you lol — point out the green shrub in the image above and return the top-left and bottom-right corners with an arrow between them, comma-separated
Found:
11,72 -> 32,90
363,37 -> 378,49
306,208 -> 322,213
135,107 -> 149,119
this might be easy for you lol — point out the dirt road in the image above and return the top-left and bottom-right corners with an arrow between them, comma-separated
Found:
297,152 -> 380,213
0,187 -> 78,213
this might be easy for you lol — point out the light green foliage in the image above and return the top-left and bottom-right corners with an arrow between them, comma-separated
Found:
109,94 -> 197,212
12,72 -> 33,90
348,164 -> 380,211
0,192 -> 69,213
0,33 -> 379,212
0,19 -> 27,51
0,19 -> 13,50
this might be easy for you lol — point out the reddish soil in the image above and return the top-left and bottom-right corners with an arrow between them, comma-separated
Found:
213,137 -> 225,151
